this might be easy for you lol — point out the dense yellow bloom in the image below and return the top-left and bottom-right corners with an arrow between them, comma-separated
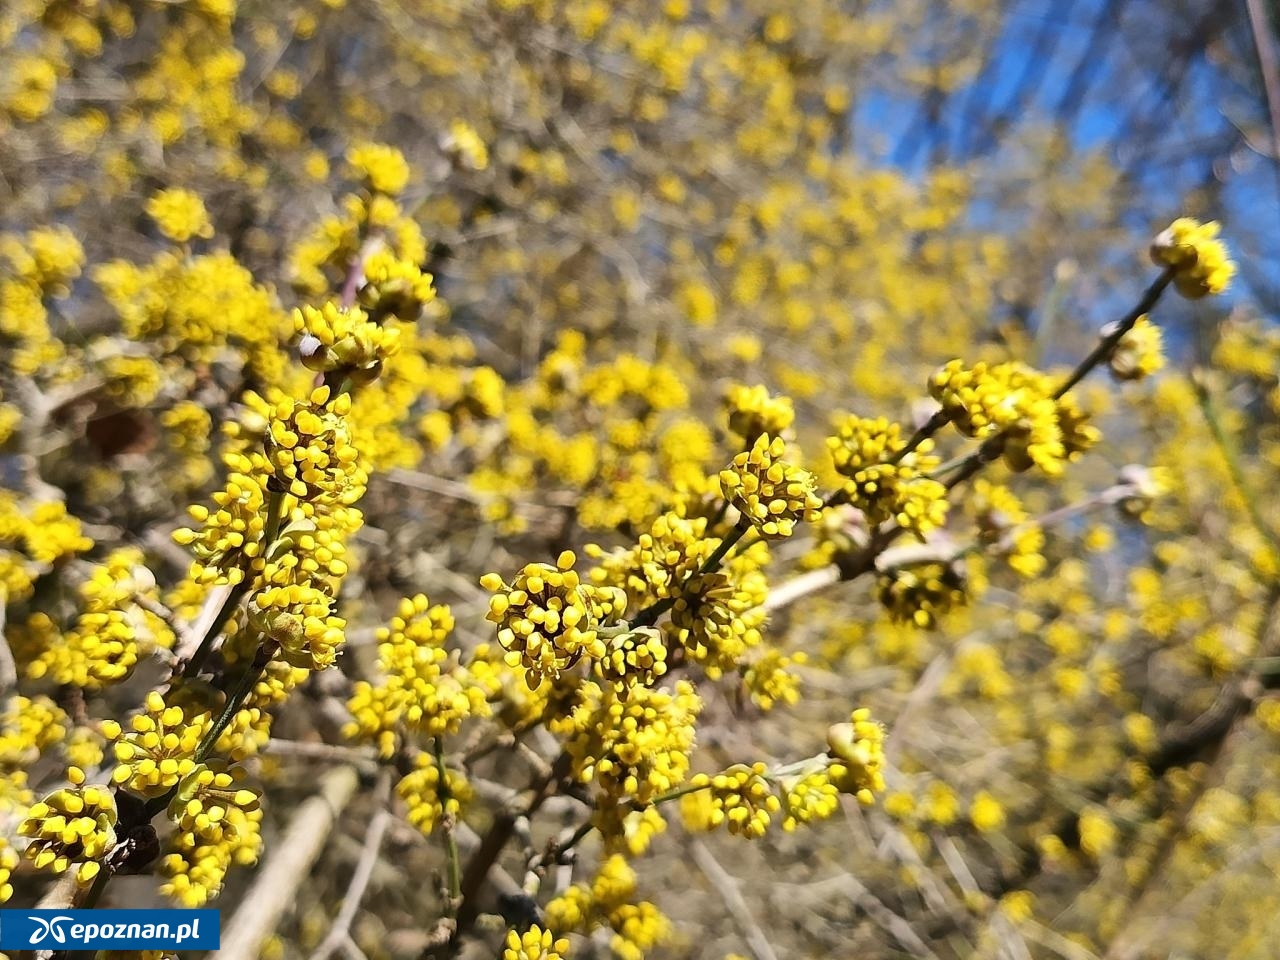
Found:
161,763 -> 263,907
146,188 -> 214,243
173,452 -> 271,585
347,141 -> 411,195
826,708 -> 887,804
397,753 -> 471,835
1109,315 -> 1165,381
969,791 -> 1006,832
504,925 -> 570,960
18,767 -> 117,885
264,387 -> 364,502
682,763 -> 780,838
719,433 -> 823,538
358,249 -> 436,322
345,594 -> 490,755
553,680 -> 700,805
828,415 -> 948,537
102,690 -> 208,797
723,384 -> 795,444
1150,217 -> 1235,298
295,301 -> 402,381
482,551 -> 610,688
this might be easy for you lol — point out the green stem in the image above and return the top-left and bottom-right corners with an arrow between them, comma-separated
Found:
435,737 -> 462,906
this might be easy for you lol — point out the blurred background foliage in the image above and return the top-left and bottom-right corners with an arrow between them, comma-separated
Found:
2,1 -> 1280,958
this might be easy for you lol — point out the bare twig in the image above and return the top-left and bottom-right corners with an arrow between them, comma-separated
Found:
309,772 -> 394,960
689,837 -> 779,960
213,765 -> 362,960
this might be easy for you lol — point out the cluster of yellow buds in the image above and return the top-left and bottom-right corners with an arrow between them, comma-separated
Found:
826,708 -> 887,804
101,691 -> 208,798
145,188 -> 214,244
358,248 -> 436,322
346,142 -> 412,195
723,383 -> 795,444
667,568 -> 766,677
595,626 -> 669,697
503,925 -> 570,960
263,387 -> 364,502
161,763 -> 263,907
1108,315 -> 1166,382
396,754 -> 471,836
929,360 -> 1097,475
345,594 -> 490,756
719,434 -> 823,538
247,582 -> 346,671
295,302 -> 402,384
172,451 -> 270,585
1150,217 -> 1235,299
827,415 -> 948,538
481,551 -> 607,689
555,680 -> 700,806
877,561 -> 968,629
779,769 -> 844,829
18,767 -> 117,884
682,762 -> 780,838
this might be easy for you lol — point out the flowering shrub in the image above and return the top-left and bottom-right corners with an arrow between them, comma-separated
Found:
0,3 -> 1271,960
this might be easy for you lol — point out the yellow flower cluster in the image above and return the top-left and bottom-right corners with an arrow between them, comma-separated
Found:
969,480 -> 1046,578
344,594 -> 490,756
778,768 -> 844,830
27,547 -> 174,690
877,561 -> 968,629
503,925 -> 570,960
18,767 -> 117,885
545,855 -> 669,960
295,302 -> 402,383
682,762 -> 780,838
594,626 -> 669,698
0,695 -> 67,767
1108,315 -> 1165,381
347,141 -> 412,195
172,452 -> 270,585
445,118 -> 490,170
667,560 -> 768,678
0,494 -> 93,601
719,433 -> 822,538
930,360 -> 1098,475
826,708 -> 887,804
358,248 -> 436,322
0,224 -> 84,296
552,681 -> 700,806
827,415 -> 948,538
1150,217 -> 1236,299
161,763 -> 263,906
723,384 -> 795,444
741,648 -> 805,711
396,753 -> 471,836
93,247 -> 289,380
102,691 -> 208,798
482,551 -> 610,689
145,187 -> 214,243
264,387 -> 364,502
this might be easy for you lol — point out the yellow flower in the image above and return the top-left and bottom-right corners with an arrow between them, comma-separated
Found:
503,925 -> 570,960
18,768 -> 117,885
146,188 -> 214,243
719,434 -> 823,539
1150,217 -> 1235,298
347,141 -> 411,195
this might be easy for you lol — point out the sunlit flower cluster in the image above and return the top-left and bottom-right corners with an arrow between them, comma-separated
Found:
482,551 -> 609,689
396,753 -> 471,836
1150,217 -> 1236,299
719,433 -> 823,538
102,691 -> 208,798
345,594 -> 490,756
18,767 -> 117,885
827,415 -> 948,537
